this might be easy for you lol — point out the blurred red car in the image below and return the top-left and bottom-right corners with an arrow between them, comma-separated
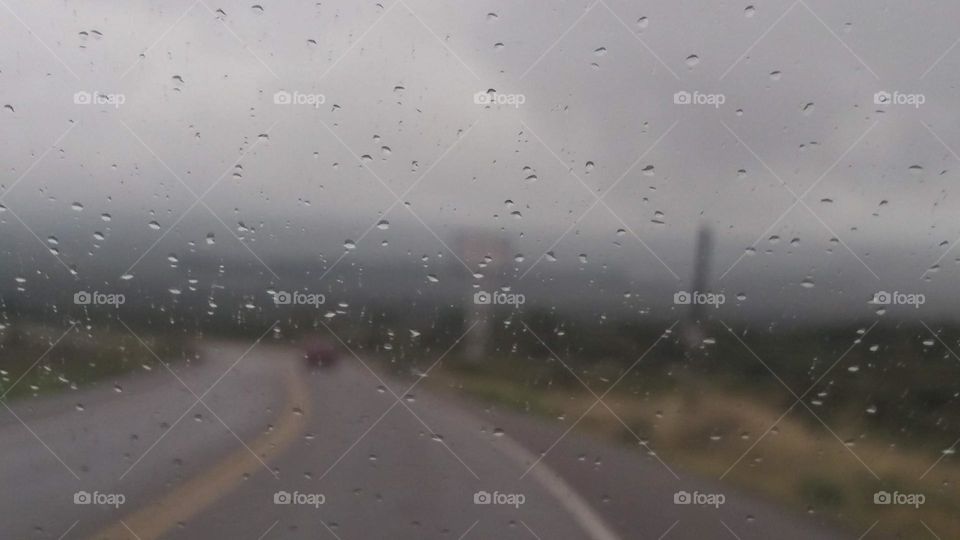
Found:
303,338 -> 339,369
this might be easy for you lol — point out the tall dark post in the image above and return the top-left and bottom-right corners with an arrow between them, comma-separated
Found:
682,224 -> 713,350
689,225 -> 713,324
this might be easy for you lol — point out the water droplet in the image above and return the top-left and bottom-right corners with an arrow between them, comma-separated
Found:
745,5 -> 756,17
684,55 -> 700,67
148,221 -> 161,230
376,220 -> 390,230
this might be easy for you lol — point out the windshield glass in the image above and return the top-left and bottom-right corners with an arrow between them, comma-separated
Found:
1,1 -> 956,539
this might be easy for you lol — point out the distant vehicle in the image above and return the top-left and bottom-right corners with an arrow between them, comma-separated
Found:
303,338 -> 339,369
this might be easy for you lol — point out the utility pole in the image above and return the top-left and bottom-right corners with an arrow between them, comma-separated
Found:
682,224 -> 713,350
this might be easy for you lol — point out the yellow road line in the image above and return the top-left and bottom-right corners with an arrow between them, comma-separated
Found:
90,360 -> 310,540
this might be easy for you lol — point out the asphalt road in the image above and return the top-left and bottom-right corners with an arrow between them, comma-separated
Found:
0,342 -> 846,539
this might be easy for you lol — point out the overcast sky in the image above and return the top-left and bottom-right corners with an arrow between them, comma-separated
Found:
2,0 -> 960,320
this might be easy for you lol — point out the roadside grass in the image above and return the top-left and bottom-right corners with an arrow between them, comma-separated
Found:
425,358 -> 960,540
0,321 -> 198,401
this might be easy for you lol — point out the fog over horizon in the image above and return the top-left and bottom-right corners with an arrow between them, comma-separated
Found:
2,0 -> 959,325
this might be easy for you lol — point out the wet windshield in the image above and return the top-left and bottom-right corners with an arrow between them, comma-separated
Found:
0,1 -> 956,539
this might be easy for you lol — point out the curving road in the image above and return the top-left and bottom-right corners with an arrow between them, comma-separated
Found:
0,341 -> 846,539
